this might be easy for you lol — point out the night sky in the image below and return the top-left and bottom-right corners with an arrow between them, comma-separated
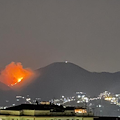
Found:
0,0 -> 120,72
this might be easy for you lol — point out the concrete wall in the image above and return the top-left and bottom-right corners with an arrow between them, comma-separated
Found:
21,116 -> 34,120
0,115 -> 20,120
35,110 -> 50,116
0,110 -> 93,119
82,118 -> 94,120
0,115 -> 94,120
0,110 -> 75,116
22,110 -> 35,116
0,110 -> 20,116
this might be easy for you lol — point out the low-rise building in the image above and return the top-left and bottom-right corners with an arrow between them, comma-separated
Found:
0,104 -> 94,120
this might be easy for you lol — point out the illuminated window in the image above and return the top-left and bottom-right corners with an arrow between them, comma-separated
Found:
75,109 -> 87,113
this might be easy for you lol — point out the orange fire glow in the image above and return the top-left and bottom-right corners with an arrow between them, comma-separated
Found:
75,109 -> 87,113
0,62 -> 34,86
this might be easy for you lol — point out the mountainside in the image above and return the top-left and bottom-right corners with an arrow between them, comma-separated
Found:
0,82 -> 15,106
17,62 -> 120,100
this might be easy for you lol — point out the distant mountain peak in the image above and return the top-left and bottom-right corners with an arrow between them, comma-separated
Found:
40,62 -> 90,73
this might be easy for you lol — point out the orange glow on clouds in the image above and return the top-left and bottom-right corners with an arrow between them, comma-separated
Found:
0,62 -> 34,86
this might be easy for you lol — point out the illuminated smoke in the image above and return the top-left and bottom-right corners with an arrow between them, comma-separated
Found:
0,62 -> 34,86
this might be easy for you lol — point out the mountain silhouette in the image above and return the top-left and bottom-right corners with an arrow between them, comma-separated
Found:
16,62 -> 120,100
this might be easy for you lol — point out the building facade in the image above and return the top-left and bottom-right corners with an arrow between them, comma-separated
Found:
0,104 -> 93,120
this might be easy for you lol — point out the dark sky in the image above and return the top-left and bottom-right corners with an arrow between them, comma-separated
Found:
0,0 -> 120,72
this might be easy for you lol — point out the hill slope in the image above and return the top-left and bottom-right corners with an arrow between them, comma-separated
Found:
18,62 -> 120,100
0,82 -> 15,106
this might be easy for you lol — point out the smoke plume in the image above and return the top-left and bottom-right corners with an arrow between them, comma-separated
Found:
0,62 -> 34,86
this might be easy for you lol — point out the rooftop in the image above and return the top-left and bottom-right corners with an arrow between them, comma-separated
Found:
5,104 -> 75,111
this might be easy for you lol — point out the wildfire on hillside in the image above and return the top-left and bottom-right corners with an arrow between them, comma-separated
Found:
0,62 -> 34,86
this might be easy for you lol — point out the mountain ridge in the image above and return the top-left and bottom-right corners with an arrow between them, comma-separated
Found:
1,62 -> 120,104
15,62 -> 120,100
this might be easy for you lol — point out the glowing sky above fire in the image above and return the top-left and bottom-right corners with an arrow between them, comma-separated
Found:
0,62 -> 34,86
